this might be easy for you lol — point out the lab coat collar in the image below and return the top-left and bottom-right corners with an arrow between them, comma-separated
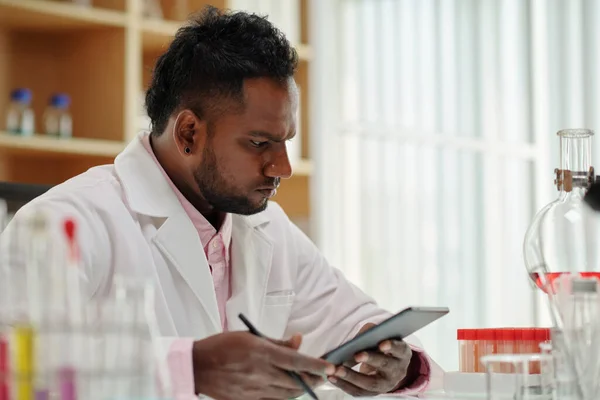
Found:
116,133 -> 222,333
114,132 -> 273,229
115,132 -> 274,334
114,132 -> 181,218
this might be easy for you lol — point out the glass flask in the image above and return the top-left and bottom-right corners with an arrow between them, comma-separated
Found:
523,129 -> 600,294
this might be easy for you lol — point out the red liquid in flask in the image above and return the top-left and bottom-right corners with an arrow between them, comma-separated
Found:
530,272 -> 600,293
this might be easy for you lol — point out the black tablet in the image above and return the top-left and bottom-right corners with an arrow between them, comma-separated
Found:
321,306 -> 449,365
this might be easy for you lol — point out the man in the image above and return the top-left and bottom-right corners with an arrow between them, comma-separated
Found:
1,6 -> 442,400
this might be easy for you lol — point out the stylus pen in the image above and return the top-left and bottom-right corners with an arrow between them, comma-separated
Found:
238,314 -> 319,400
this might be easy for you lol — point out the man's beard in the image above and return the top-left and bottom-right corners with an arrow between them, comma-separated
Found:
193,146 -> 269,215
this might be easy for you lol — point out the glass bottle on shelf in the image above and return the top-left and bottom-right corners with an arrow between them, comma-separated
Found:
5,88 -> 34,136
523,129 -> 600,293
44,93 -> 73,139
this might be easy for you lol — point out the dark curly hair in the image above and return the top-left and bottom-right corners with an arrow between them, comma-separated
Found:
145,5 -> 299,136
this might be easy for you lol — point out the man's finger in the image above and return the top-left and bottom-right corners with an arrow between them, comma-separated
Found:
358,362 -> 377,375
379,340 -> 411,359
266,368 -> 310,390
298,372 -> 327,388
354,351 -> 404,374
328,376 -> 377,397
268,344 -> 335,376
334,365 -> 391,393
269,333 -> 303,350
271,371 -> 325,390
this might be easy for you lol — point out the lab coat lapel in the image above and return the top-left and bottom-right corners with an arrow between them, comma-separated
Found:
226,214 -> 273,331
153,213 -> 221,334
115,132 -> 221,335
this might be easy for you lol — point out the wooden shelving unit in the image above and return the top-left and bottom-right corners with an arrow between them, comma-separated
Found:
0,0 -> 313,222
0,131 -> 125,157
0,0 -> 127,29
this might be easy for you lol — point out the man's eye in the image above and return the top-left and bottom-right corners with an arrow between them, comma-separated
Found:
250,140 -> 268,147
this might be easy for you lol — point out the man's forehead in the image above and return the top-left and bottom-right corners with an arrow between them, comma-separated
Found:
242,77 -> 298,109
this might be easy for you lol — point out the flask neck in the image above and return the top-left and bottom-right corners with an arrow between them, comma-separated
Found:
555,133 -> 594,192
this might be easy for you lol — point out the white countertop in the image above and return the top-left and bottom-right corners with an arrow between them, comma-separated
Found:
303,385 -> 480,400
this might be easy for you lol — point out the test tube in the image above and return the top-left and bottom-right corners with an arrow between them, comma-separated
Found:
522,329 -> 536,359
27,212 -> 52,400
0,199 -> 10,400
59,219 -> 81,400
457,329 -> 477,373
14,211 -> 52,400
457,329 -> 467,372
497,328 -> 515,373
514,328 -> 523,354
58,367 -> 76,400
477,329 -> 495,372
14,324 -> 34,400
108,279 -> 134,398
0,334 -> 8,400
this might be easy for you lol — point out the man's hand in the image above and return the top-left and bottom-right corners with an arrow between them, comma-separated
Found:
328,324 -> 415,397
192,331 -> 335,400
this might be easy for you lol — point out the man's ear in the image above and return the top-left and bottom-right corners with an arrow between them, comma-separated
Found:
172,109 -> 208,156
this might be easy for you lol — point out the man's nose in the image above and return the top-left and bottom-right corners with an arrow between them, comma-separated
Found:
264,148 -> 293,179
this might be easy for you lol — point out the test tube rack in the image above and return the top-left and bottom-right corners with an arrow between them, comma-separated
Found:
0,212 -> 172,400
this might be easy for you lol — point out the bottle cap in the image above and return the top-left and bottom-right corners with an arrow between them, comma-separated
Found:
457,329 -> 477,340
535,328 -> 550,341
477,328 -> 495,340
10,88 -> 32,104
50,93 -> 70,109
497,328 -> 515,341
514,328 -> 523,341
522,328 -> 536,340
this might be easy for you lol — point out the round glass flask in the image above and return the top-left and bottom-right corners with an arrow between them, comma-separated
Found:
523,129 -> 600,293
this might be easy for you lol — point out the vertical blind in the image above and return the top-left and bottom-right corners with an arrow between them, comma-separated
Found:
310,0 -> 600,370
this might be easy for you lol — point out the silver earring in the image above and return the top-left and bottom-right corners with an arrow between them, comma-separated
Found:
184,147 -> 191,154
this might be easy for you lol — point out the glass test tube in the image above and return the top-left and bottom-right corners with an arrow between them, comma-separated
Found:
0,199 -> 10,400
14,211 -> 50,400
59,219 -> 82,400
28,212 -> 50,400
14,324 -> 33,400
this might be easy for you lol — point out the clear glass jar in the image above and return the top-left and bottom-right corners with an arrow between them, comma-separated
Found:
5,88 -> 35,136
523,129 -> 600,293
44,93 -> 72,138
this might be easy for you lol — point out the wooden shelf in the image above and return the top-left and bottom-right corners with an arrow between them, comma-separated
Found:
141,18 -> 313,59
0,0 -> 127,30
0,132 -> 125,158
0,132 -> 313,175
0,0 -> 313,220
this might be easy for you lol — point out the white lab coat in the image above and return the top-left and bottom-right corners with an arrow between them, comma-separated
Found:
1,133 -> 443,393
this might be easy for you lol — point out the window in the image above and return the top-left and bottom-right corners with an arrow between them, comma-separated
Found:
310,0 -> 600,370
